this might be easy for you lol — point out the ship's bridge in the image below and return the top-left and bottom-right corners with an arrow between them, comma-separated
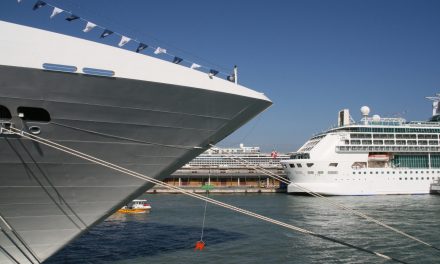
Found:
429,115 -> 440,122
360,117 -> 405,126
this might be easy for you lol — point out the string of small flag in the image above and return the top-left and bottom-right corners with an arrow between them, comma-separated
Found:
17,0 -> 237,83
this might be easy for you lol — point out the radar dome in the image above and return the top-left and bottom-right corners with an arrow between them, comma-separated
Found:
360,106 -> 370,116
372,114 -> 381,122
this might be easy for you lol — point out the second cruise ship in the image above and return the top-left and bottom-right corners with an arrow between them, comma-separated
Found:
282,95 -> 440,195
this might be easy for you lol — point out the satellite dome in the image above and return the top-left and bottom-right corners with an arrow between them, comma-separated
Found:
372,114 -> 381,122
360,106 -> 370,116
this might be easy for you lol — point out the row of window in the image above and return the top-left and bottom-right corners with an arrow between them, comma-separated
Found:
350,133 -> 439,139
190,158 -> 283,164
397,177 -> 438,180
334,177 -> 438,181
305,171 -> 338,174
287,162 -> 338,168
293,169 -> 440,175
289,153 -> 310,160
336,127 -> 440,133
337,146 -> 440,152
353,170 -> 440,175
299,136 -> 325,152
42,63 -> 115,77
0,105 -> 51,122
347,140 -> 439,145
295,170 -> 440,179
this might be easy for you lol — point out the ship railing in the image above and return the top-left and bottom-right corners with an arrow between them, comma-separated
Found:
173,167 -> 285,175
336,145 -> 440,153
406,121 -> 440,127
323,120 -> 440,134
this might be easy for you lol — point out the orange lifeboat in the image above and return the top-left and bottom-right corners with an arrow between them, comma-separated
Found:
368,153 -> 390,161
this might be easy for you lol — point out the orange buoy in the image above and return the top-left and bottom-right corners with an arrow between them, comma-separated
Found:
194,240 -> 205,251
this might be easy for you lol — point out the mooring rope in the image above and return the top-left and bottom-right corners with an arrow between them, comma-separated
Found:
200,198 -> 208,242
199,168 -> 211,243
0,214 -> 41,264
214,147 -> 440,252
0,243 -> 20,264
5,138 -> 87,231
2,127 -> 410,263
52,122 -> 202,150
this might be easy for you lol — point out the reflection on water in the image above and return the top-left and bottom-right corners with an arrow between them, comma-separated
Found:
111,211 -> 151,222
46,194 -> 440,264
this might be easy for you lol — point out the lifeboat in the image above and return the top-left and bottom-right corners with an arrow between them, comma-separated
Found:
118,199 -> 151,214
368,153 -> 390,161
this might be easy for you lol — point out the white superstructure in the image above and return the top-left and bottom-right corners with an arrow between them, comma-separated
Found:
281,95 -> 440,195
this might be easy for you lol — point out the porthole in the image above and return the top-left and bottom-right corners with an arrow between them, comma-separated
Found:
17,107 -> 51,122
29,126 -> 41,135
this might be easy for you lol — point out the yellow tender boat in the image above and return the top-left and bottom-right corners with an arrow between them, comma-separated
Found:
118,199 -> 151,214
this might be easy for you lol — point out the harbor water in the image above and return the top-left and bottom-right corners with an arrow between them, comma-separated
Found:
46,194 -> 440,264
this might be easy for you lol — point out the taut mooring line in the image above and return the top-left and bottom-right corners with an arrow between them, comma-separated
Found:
212,145 -> 440,252
3,126 -> 411,263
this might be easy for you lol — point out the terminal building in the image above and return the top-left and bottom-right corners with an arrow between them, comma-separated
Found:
150,144 -> 290,193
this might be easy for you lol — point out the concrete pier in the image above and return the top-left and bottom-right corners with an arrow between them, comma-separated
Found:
148,168 -> 288,193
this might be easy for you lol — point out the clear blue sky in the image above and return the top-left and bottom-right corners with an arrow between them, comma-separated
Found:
2,0 -> 440,152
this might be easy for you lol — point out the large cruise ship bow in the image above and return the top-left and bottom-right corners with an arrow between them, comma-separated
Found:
0,20 -> 271,263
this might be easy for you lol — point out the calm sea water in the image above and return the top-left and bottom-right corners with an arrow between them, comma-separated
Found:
46,194 -> 440,264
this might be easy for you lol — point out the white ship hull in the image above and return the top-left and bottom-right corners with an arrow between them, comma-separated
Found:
282,128 -> 440,196
286,168 -> 436,195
